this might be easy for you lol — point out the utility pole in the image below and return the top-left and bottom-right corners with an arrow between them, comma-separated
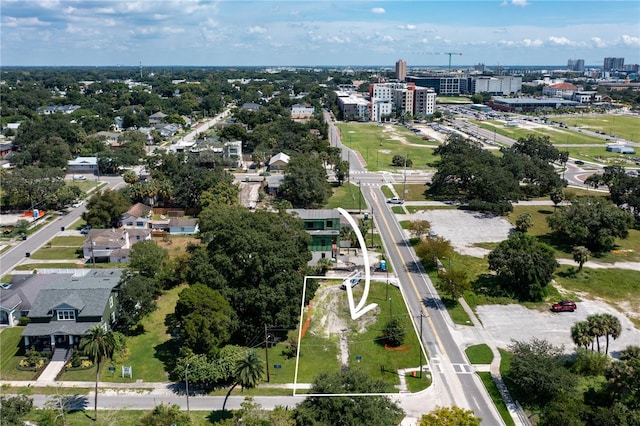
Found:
185,363 -> 191,416
358,181 -> 361,214
370,207 -> 374,248
264,325 -> 270,382
419,313 -> 424,378
402,154 -> 407,199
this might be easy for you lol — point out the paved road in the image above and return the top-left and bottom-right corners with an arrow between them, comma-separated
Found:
325,113 -> 505,424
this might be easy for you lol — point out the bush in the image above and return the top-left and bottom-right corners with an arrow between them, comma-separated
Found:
571,349 -> 610,376
18,316 -> 30,326
383,318 -> 405,347
466,199 -> 513,215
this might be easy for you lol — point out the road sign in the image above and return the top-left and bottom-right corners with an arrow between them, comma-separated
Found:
274,364 -> 282,369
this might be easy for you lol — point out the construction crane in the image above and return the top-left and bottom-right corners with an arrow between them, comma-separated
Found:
421,52 -> 463,71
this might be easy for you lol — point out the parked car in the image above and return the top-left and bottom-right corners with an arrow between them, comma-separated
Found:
341,278 -> 360,290
551,301 -> 577,312
574,160 -> 585,165
80,225 -> 92,235
387,197 -> 404,204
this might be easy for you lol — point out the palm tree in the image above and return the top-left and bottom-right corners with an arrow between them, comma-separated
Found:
587,314 -> 606,353
600,313 -> 622,355
571,321 -> 593,350
572,246 -> 591,272
222,350 -> 264,411
515,212 -> 533,233
80,324 -> 116,421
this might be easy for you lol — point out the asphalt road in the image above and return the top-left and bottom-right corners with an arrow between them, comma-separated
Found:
325,113 -> 504,424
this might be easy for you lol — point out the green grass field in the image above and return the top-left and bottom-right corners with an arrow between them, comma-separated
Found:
337,122 -> 439,172
478,372 -> 516,426
29,247 -> 81,260
474,120 -> 606,145
324,182 -> 365,211
551,114 -> 640,143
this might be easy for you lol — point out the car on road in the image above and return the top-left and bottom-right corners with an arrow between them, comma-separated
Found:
574,160 -> 585,165
551,300 -> 577,312
80,225 -> 92,235
73,175 -> 87,181
387,197 -> 404,204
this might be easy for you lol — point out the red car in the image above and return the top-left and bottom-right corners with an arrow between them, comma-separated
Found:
551,301 -> 577,312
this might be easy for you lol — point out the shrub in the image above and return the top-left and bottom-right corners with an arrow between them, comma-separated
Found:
571,349 -> 610,376
383,318 -> 405,347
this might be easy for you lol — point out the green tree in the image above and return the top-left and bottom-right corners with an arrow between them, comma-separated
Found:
129,240 -> 168,278
280,155 -> 331,208
0,395 -> 33,426
122,169 -> 139,184
547,197 -> 634,252
392,154 -> 412,168
175,284 -> 235,355
82,189 -> 130,228
334,160 -> 350,185
505,338 -> 577,407
587,314 -> 607,353
419,405 -> 481,426
571,321 -> 593,351
140,403 -> 192,426
415,236 -> 454,269
515,212 -> 533,233
222,350 -> 265,411
79,324 -> 116,421
383,318 -> 406,347
604,345 -> 640,410
437,269 -> 471,301
294,369 -> 404,426
600,313 -> 622,355
572,246 -> 591,272
408,220 -> 431,239
488,232 -> 557,301
550,187 -> 564,209
116,274 -> 158,333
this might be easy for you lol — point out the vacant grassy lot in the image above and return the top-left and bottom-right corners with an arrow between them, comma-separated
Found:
337,122 -> 439,172
551,114 -> 640,143
508,205 -> 640,263
155,235 -> 199,259
324,182 -> 365,211
473,120 -> 606,145
392,183 -> 431,202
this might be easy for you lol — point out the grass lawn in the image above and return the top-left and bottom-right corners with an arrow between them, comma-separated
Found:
392,183 -> 431,202
14,263 -> 85,271
30,247 -> 81,260
477,372 -> 516,426
562,146 -> 639,165
337,122 -> 439,172
155,235 -> 200,259
437,97 -> 472,104
0,327 -> 40,381
324,182 -> 365,211
24,409 -> 220,426
465,344 -> 494,364
48,236 -> 86,246
552,114 -> 640,143
473,120 -> 605,145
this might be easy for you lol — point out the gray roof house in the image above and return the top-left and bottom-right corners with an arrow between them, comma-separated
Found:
21,271 -> 122,352
268,152 -> 290,171
1,274 -> 73,326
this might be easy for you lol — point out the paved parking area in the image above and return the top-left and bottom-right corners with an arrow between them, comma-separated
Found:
402,209 -> 513,257
476,300 -> 640,356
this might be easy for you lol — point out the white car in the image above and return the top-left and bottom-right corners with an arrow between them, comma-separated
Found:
387,197 -> 404,204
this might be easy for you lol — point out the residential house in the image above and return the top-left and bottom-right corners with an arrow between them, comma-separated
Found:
268,152 -> 290,171
0,142 -> 13,159
288,209 -> 340,263
36,105 -> 81,115
82,228 -> 152,263
291,104 -> 315,120
67,156 -> 98,174
241,102 -> 261,112
120,203 -> 153,229
21,271 -> 122,352
148,111 -> 168,125
266,174 -> 285,195
1,274 -> 73,326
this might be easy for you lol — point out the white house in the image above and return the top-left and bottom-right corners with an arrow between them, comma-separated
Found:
67,157 -> 98,173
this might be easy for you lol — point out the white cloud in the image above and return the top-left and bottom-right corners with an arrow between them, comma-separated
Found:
548,36 -> 574,46
522,38 -> 543,47
591,37 -> 607,48
382,35 -> 394,42
327,36 -> 349,44
398,24 -> 416,30
621,34 -> 640,47
511,0 -> 529,6
248,26 -> 267,34
371,7 -> 385,14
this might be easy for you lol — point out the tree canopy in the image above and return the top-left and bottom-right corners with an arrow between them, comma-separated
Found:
488,231 -> 557,301
280,154 -> 332,208
547,196 -> 634,252
82,190 -> 130,228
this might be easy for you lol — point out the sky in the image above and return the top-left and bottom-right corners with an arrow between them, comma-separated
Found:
1,0 -> 639,67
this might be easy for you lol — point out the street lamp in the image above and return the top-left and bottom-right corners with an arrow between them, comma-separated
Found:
388,297 -> 393,318
185,363 -> 191,416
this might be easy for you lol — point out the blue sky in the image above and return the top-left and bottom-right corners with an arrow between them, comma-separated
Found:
1,0 -> 639,67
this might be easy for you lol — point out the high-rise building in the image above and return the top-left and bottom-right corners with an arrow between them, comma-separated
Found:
395,59 -> 407,82
604,57 -> 624,71
567,59 -> 585,72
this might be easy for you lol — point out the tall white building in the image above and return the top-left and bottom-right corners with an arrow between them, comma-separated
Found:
413,86 -> 436,117
369,82 -> 436,120
470,76 -> 522,95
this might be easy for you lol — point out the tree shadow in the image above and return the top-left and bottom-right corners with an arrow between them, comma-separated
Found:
557,267 -> 578,278
440,297 -> 458,309
153,339 -> 180,379
208,409 -> 234,423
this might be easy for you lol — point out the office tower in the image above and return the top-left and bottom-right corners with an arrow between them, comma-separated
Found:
567,59 -> 585,72
604,57 -> 624,71
395,59 -> 407,82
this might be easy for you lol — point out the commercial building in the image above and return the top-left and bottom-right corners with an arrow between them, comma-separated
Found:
335,91 -> 370,121
488,97 -> 580,112
395,59 -> 407,82
470,76 -> 523,95
567,59 -> 585,72
406,75 -> 520,96
604,57 -> 625,71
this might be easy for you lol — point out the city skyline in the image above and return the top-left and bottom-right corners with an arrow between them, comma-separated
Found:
1,0 -> 639,67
